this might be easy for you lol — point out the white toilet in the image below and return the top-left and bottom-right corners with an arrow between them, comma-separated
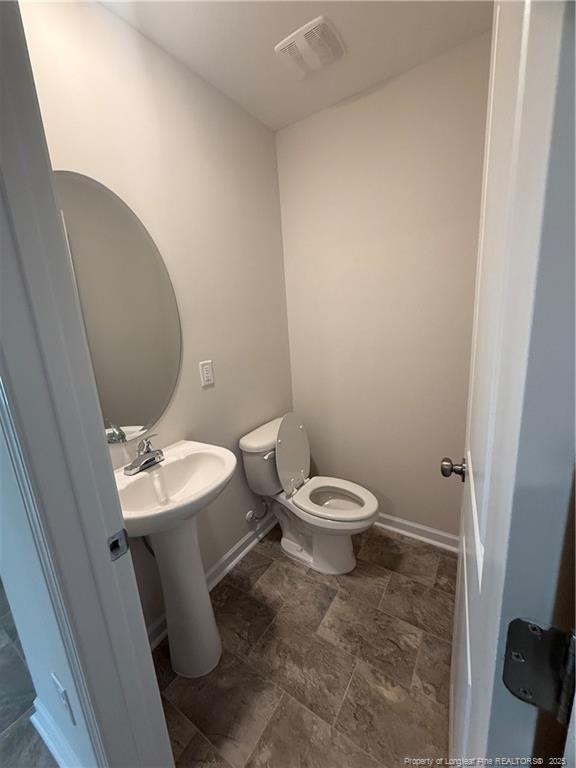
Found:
239,413 -> 378,575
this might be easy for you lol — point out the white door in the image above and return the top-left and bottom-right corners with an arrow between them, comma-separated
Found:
450,0 -> 574,758
1,5 -> 174,765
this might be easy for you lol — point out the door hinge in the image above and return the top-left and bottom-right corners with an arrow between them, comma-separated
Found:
503,618 -> 575,726
107,529 -> 129,561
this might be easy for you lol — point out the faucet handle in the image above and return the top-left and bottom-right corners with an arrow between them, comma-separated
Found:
137,434 -> 158,455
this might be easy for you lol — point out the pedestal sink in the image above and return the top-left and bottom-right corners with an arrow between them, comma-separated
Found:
114,440 -> 236,678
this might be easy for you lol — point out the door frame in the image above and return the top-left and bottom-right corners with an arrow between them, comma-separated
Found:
1,4 -> 173,765
450,0 -> 573,757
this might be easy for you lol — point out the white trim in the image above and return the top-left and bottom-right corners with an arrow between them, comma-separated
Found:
1,7 -> 173,765
375,513 -> 459,554
466,450 -> 485,589
31,699 -> 83,768
206,513 -> 277,589
0,382 -> 105,763
147,513 -> 276,649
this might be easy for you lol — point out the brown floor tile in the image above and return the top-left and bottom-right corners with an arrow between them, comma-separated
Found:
0,581 -> 9,618
412,634 -> 452,709
335,662 -> 448,766
177,731 -> 232,767
153,639 -> 177,692
0,641 -> 36,734
219,550 -> 273,594
248,621 -> 355,724
0,626 -> 10,652
317,592 -> 422,686
165,652 -> 282,768
212,583 -> 276,656
0,612 -> 25,662
308,559 -> 391,607
246,694 -> 382,768
0,710 -> 57,768
272,593 -> 335,634
155,533 -> 454,768
379,573 -> 454,641
434,555 -> 457,596
352,530 -> 372,555
358,529 -> 440,586
162,697 -> 197,760
250,560 -> 336,620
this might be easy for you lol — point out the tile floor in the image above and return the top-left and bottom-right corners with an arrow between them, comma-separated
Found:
154,525 -> 457,768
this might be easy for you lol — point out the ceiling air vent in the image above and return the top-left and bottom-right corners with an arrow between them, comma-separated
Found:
274,16 -> 346,79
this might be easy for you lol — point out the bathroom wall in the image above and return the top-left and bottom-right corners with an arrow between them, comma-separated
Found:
21,3 -> 292,627
276,34 -> 491,536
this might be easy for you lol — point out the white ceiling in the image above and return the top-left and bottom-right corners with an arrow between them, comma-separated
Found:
105,2 -> 493,130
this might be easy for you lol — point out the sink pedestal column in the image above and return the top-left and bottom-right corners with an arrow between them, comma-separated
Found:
150,516 -> 222,678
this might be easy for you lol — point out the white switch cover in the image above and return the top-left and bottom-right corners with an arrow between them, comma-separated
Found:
199,360 -> 215,387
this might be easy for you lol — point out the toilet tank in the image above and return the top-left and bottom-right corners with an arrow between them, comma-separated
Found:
239,417 -> 283,496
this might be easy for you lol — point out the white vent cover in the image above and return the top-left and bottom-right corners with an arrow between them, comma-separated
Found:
274,16 -> 346,79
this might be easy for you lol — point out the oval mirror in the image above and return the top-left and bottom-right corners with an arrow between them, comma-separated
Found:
53,171 -> 182,443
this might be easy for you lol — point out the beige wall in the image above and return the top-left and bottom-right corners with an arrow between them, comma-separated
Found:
23,1 -> 489,634
276,34 -> 490,535
22,3 -> 292,626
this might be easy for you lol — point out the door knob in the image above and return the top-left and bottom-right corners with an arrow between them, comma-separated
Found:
441,457 -> 467,482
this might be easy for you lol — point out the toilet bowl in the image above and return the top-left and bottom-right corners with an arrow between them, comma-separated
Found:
239,413 -> 378,575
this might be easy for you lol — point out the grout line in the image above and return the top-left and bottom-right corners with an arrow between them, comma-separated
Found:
299,687 -> 387,768
409,635 -> 424,692
331,658 -> 358,728
193,729 -> 234,768
248,612 -> 278,655
176,707 -> 234,768
277,687 -> 388,768
241,691 -> 286,768
377,574 -> 391,608
160,696 -> 199,760
376,600 -> 452,645
0,706 -> 35,743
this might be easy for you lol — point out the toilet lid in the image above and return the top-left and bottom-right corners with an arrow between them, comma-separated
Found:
276,413 -> 310,496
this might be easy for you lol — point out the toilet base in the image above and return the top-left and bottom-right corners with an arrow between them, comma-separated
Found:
273,503 -> 360,575
312,533 -> 356,574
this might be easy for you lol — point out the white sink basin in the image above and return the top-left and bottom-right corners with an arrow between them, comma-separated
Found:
114,439 -> 236,678
115,440 -> 237,537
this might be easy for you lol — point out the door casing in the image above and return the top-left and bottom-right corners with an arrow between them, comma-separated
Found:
1,4 -> 174,765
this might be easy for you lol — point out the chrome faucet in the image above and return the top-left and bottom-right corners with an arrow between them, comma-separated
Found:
123,434 -> 164,476
106,422 -> 126,444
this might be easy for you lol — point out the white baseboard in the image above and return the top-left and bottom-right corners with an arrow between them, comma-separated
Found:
205,512 -> 276,590
31,698 -> 83,768
147,614 -> 168,651
376,513 -> 459,554
147,512 -> 276,650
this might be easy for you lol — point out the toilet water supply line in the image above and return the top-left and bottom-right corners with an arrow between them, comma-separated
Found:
247,498 -> 269,522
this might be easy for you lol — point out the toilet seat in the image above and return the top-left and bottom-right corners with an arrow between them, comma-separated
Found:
274,414 -> 378,526
293,476 -> 378,523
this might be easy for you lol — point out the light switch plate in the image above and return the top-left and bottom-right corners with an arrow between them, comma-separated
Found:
199,360 -> 214,387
